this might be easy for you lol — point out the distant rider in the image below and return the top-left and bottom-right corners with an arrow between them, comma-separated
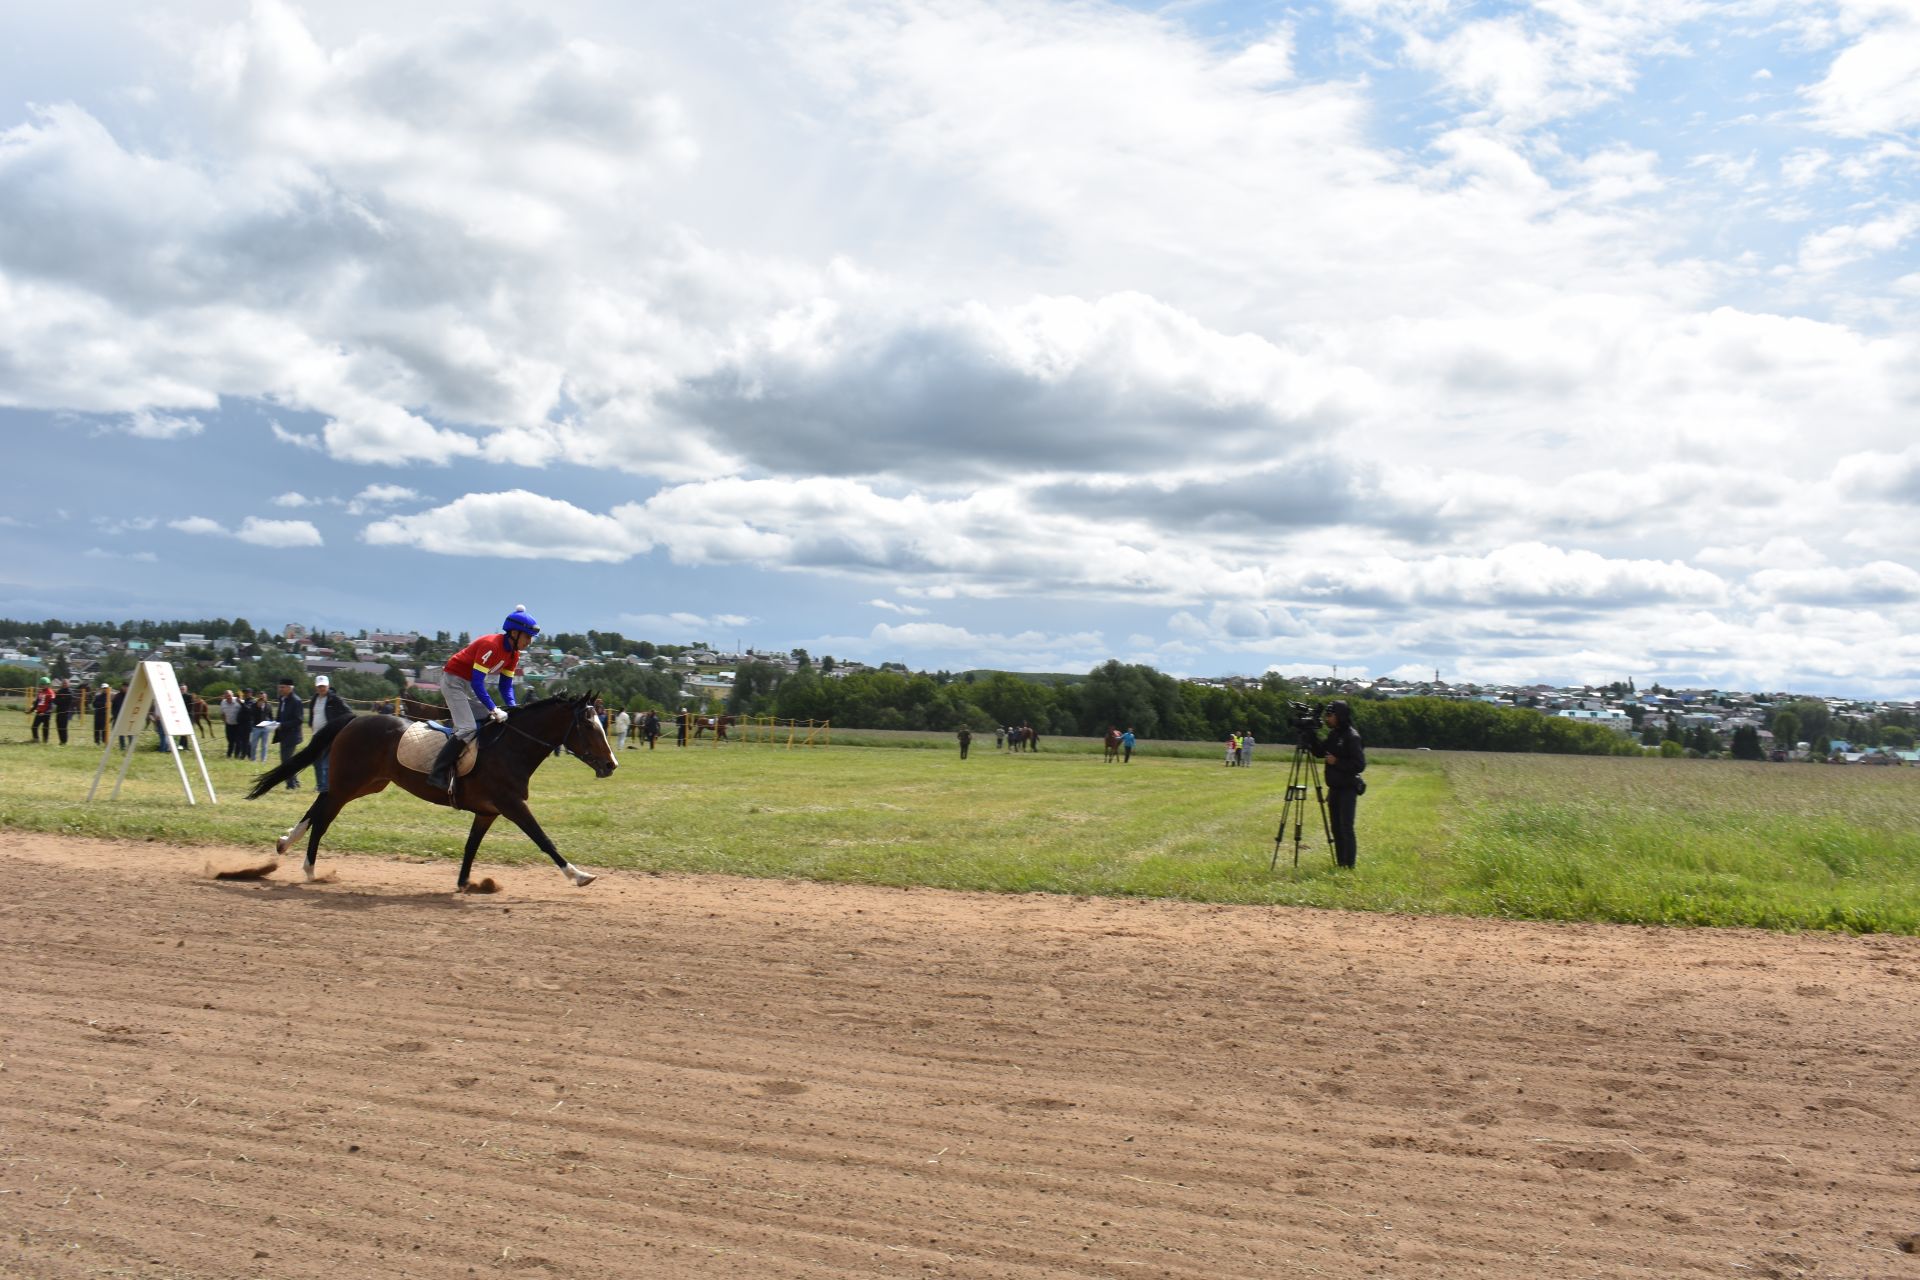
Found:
429,607 -> 539,795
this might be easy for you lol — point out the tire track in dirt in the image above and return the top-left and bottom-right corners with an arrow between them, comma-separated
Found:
1,832 -> 1916,1278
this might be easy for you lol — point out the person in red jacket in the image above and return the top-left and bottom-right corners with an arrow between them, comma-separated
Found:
28,679 -> 53,744
428,607 -> 539,794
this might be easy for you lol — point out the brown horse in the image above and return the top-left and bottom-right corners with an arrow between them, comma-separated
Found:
246,692 -> 617,891
397,695 -> 451,722
188,694 -> 213,737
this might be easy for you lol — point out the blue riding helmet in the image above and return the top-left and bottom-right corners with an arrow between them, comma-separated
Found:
503,607 -> 540,639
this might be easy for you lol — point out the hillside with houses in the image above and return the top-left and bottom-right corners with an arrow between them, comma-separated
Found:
2,618 -> 1915,762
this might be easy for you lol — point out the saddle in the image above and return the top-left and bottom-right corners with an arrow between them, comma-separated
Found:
397,721 -> 478,777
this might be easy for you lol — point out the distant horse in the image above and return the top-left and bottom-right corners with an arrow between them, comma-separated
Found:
246,692 -> 617,891
187,695 -> 213,737
1103,729 -> 1121,763
691,714 -> 733,741
397,695 -> 451,722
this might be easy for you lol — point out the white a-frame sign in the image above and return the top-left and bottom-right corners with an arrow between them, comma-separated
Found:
88,660 -> 218,805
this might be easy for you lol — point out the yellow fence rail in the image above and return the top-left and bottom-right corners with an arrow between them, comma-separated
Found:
730,715 -> 832,748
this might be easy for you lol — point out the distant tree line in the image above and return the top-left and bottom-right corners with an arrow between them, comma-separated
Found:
0,616 -> 267,643
548,657 -> 1638,755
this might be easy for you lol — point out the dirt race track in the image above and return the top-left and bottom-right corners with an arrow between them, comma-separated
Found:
1,833 -> 1916,1280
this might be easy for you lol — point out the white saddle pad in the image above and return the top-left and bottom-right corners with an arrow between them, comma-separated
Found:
397,722 -> 478,777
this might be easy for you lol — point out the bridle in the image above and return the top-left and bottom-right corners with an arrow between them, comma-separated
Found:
498,698 -> 598,758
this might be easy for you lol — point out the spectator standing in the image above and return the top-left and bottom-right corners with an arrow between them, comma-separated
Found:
1225,732 -> 1240,767
52,679 -> 76,745
112,684 -> 130,750
221,690 -> 243,758
644,709 -> 661,749
274,678 -> 304,790
676,709 -> 689,746
994,725 -> 1005,750
236,690 -> 261,759
957,727 -> 972,759
1318,700 -> 1367,870
92,683 -> 112,745
250,691 -> 274,762
1121,727 -> 1136,763
1242,731 -> 1256,767
307,675 -> 350,791
29,679 -> 53,743
614,708 -> 631,749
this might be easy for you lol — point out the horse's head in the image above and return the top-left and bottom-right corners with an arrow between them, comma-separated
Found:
564,691 -> 619,779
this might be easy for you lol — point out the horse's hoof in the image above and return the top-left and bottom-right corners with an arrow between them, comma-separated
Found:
274,835 -> 291,856
566,867 -> 596,888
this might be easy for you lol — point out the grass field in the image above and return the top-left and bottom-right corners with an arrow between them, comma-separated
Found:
3,714 -> 1916,933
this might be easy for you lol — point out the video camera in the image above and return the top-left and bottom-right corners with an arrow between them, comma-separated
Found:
1288,700 -> 1322,747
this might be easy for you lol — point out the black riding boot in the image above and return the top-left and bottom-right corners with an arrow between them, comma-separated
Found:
427,734 -> 466,795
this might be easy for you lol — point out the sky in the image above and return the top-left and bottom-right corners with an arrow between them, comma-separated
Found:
2,0 -> 1918,694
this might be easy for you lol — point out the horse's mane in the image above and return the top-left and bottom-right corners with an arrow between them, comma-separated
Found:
509,691 -> 591,714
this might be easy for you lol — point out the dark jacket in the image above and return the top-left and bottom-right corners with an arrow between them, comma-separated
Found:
307,690 -> 352,731
53,687 -> 76,716
1320,722 -> 1367,792
275,692 -> 304,745
236,697 -> 259,733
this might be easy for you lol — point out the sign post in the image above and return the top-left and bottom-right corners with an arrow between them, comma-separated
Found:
88,661 -> 218,805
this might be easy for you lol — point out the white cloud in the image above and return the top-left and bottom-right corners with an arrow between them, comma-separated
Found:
1803,9 -> 1920,137
616,611 -> 752,640
1748,561 -> 1920,606
344,483 -> 422,515
363,489 -> 648,562
92,515 -> 157,534
270,421 -> 323,452
868,620 -> 1107,669
119,408 -> 203,439
1834,443 -> 1920,502
1696,537 -> 1827,571
167,514 -> 321,547
1796,205 -> 1920,274
669,291 -> 1379,481
169,515 -> 225,537
8,1 -> 1920,695
235,516 -> 323,548
1383,1 -> 1701,129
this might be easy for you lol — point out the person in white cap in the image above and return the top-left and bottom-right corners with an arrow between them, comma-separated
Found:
93,683 -> 113,745
306,675 -> 352,792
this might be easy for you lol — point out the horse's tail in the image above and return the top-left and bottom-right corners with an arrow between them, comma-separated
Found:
246,716 -> 352,800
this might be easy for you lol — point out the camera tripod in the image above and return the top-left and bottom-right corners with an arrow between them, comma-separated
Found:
1270,736 -> 1335,870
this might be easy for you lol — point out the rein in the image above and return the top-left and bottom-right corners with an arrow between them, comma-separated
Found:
498,703 -> 589,754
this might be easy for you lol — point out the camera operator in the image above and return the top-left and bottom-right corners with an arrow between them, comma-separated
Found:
1316,700 -> 1366,869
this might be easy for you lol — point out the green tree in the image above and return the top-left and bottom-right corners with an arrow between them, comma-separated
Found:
1780,699 -> 1829,746
1730,725 -> 1763,760
1769,710 -> 1800,751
